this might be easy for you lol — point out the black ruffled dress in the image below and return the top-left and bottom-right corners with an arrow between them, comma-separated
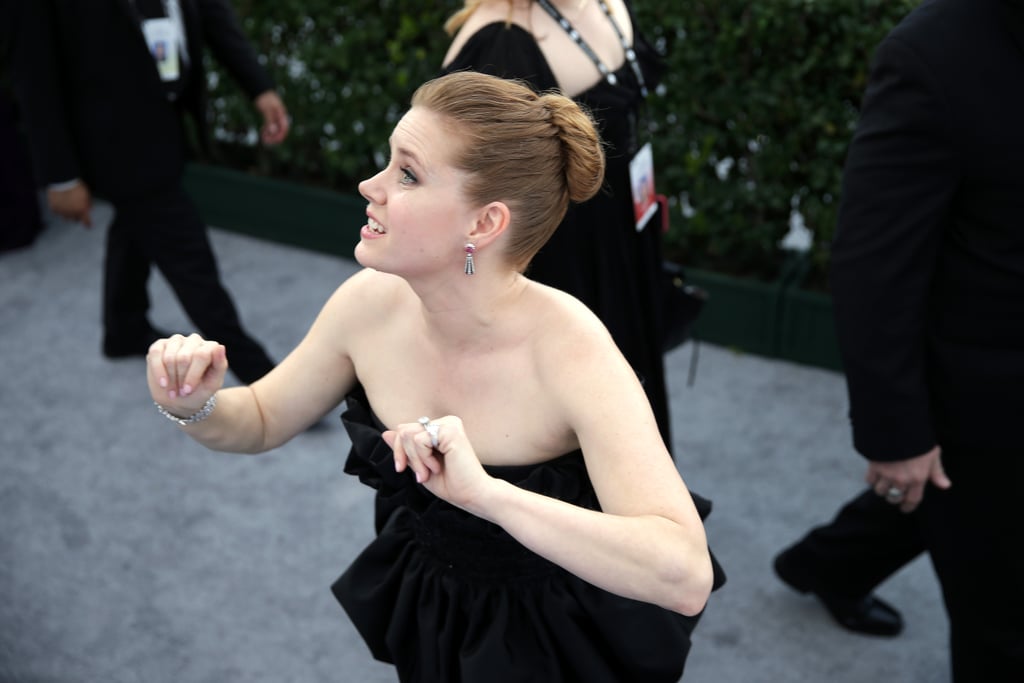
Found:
332,388 -> 725,683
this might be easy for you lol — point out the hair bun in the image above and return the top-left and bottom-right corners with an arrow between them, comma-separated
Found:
539,94 -> 605,203
411,71 -> 608,271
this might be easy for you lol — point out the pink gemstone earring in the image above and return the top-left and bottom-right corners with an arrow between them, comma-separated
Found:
464,243 -> 476,275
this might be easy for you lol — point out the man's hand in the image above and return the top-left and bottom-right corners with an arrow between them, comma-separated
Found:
47,180 -> 92,227
254,90 -> 289,145
866,446 -> 951,513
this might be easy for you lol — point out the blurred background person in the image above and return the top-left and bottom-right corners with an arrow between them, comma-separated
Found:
11,0 -> 289,384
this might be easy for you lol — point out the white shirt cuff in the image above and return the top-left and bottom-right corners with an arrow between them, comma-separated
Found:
48,179 -> 81,192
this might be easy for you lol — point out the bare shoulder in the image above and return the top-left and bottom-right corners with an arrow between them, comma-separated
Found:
303,268 -> 413,360
522,280 -> 652,418
523,281 -> 625,378
244,269 -> 410,441
443,1 -> 533,66
320,268 -> 411,323
521,281 -> 681,516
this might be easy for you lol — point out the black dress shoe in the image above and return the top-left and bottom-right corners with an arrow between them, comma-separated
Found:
102,327 -> 172,359
773,550 -> 904,637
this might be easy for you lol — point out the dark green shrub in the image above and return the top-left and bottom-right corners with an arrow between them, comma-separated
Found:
206,0 -> 460,190
634,0 -> 917,286
207,0 -> 917,286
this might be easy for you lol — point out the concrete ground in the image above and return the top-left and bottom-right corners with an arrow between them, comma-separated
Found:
1,202 -> 949,682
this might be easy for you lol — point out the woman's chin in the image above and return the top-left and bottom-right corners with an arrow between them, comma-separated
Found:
352,242 -> 374,268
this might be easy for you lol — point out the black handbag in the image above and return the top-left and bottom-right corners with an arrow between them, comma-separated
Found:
655,195 -> 708,352
661,260 -> 707,352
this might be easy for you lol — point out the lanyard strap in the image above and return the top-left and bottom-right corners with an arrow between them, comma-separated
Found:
163,0 -> 190,65
536,0 -> 648,97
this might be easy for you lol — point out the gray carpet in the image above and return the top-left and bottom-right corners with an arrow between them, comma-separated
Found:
1,202 -> 948,682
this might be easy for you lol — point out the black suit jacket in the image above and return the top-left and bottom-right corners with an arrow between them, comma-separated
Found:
831,0 -> 1024,460
12,0 -> 274,201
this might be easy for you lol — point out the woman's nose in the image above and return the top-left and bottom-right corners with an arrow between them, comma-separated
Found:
358,170 -> 386,204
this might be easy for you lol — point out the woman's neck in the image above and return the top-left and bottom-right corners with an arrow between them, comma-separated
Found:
412,269 -> 530,349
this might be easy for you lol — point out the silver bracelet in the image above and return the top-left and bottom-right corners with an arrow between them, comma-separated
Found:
154,394 -> 217,426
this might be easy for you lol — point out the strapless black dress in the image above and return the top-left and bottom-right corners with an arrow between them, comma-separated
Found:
332,388 -> 724,682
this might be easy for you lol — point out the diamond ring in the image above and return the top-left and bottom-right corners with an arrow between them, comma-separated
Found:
885,486 -> 904,502
418,416 -> 440,449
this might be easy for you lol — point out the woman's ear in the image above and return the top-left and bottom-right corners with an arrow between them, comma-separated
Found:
467,201 -> 510,249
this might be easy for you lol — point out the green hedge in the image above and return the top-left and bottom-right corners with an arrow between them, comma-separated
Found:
634,0 -> 917,286
206,1 -> 459,184
208,0 -> 918,287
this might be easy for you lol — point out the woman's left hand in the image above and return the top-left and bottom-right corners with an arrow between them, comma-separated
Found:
383,416 -> 492,510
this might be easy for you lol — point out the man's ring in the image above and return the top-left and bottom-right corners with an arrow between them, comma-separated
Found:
885,486 -> 904,501
418,416 -> 440,449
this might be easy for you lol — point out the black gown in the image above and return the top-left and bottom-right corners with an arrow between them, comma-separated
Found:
332,387 -> 725,683
441,9 -> 673,453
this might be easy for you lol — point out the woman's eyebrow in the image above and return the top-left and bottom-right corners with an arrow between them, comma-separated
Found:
393,145 -> 424,169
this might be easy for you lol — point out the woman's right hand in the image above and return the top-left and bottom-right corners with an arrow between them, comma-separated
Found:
147,333 -> 229,416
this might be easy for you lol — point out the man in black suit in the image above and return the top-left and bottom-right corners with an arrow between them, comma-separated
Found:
12,0 -> 289,384
773,0 -> 1024,678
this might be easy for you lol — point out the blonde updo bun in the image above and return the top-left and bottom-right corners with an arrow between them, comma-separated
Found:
539,93 -> 606,204
412,71 -> 606,272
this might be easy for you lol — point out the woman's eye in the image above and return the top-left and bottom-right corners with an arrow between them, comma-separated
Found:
400,167 -> 417,185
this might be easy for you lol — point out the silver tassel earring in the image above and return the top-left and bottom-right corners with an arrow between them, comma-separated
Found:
464,243 -> 476,275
